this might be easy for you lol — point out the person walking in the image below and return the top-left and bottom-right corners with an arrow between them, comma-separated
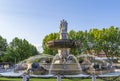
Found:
22,72 -> 30,81
26,74 -> 30,81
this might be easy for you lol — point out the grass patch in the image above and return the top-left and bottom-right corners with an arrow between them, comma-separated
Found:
0,77 -> 103,81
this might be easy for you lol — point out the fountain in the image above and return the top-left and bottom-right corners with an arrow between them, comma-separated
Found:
45,19 -> 118,81
46,19 -> 81,80
1,20 -> 120,81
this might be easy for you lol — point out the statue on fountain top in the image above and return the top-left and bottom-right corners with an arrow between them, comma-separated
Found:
59,19 -> 68,39
60,19 -> 67,32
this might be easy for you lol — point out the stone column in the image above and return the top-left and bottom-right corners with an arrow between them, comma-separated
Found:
57,74 -> 62,81
92,75 -> 96,81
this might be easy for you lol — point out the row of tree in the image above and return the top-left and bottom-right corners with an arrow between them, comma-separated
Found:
0,26 -> 120,64
0,37 -> 39,63
42,26 -> 120,61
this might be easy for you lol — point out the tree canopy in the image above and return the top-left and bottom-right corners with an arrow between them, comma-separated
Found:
42,26 -> 120,59
1,37 -> 39,63
42,33 -> 59,55
0,36 -> 8,61
0,26 -> 120,63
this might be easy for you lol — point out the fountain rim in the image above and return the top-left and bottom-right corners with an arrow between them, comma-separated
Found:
47,39 -> 80,48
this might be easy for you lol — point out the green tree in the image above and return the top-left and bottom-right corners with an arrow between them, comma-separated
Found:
42,26 -> 120,60
68,30 -> 77,55
3,37 -> 39,63
42,33 -> 59,55
100,27 -> 120,62
86,28 -> 102,55
68,30 -> 85,55
0,36 -> 8,61
68,30 -> 76,39
86,26 -> 120,63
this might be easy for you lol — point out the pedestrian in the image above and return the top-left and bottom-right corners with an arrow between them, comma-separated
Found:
22,72 -> 30,81
26,74 -> 30,81
22,73 -> 27,81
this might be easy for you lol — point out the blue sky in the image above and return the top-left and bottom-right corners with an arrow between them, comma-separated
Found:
0,0 -> 120,52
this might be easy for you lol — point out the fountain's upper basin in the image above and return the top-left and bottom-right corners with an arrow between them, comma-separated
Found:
47,39 -> 80,48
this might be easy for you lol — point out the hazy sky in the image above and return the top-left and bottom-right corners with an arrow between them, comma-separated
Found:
0,0 -> 120,51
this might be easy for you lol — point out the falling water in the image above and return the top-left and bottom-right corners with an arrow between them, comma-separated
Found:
67,55 -> 82,72
48,54 -> 82,75
49,54 -> 58,75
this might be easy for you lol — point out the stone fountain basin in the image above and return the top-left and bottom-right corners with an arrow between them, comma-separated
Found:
42,63 -> 113,75
47,39 -> 80,48
42,63 -> 81,75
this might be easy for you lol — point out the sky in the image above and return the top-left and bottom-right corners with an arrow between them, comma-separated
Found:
0,0 -> 120,52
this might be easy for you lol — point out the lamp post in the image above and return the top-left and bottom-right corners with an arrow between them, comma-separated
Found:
92,51 -> 96,81
87,42 -> 97,81
57,74 -> 62,81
